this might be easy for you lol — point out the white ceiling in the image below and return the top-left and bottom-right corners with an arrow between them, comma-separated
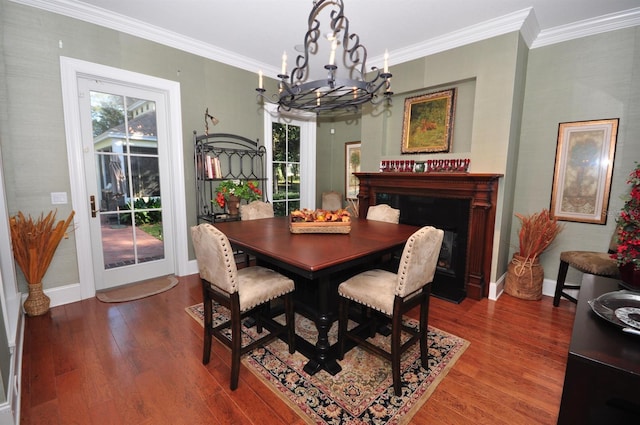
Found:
14,0 -> 640,78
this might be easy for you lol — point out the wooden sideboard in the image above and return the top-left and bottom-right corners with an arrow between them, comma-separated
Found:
557,278 -> 640,423
355,172 -> 502,299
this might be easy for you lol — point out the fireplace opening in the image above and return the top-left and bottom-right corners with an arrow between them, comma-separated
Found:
376,194 -> 471,303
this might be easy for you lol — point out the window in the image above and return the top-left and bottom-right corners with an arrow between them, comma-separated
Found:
272,123 -> 300,215
263,104 -> 316,214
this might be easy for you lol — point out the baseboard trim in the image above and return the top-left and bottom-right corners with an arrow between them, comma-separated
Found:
490,274 -> 581,301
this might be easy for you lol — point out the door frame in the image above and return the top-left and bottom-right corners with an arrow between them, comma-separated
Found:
263,104 -> 317,209
60,56 -> 188,301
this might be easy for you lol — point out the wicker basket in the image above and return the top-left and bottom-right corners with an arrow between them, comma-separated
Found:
289,220 -> 351,234
23,282 -> 51,316
504,254 -> 544,300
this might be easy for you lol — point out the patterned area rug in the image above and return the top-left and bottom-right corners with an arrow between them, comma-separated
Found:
186,302 -> 469,424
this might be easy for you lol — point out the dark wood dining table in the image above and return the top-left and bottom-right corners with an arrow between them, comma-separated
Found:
212,216 -> 419,375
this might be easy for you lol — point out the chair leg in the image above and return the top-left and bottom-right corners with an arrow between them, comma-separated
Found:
255,303 -> 266,334
419,292 -> 430,369
285,293 -> 295,354
554,260 -> 570,307
230,298 -> 242,391
337,297 -> 349,360
203,297 -> 213,365
391,309 -> 403,397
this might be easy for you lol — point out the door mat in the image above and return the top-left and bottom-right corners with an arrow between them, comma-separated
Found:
96,275 -> 178,303
186,302 -> 469,424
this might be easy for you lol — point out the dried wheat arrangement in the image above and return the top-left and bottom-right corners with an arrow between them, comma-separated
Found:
9,210 -> 75,285
515,209 -> 563,261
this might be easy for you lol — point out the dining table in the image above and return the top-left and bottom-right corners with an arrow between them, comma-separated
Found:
212,215 -> 420,375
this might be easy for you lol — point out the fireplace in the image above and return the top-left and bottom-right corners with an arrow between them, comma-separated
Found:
356,172 -> 502,301
376,194 -> 470,302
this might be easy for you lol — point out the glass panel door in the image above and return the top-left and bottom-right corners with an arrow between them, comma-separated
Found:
79,78 -> 174,290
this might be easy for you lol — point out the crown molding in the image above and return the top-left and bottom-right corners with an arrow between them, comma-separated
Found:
531,7 -> 640,48
383,8 -> 536,67
9,0 -> 279,76
10,0 -> 640,74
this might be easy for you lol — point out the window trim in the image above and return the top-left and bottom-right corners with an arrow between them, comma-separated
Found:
263,104 -> 317,210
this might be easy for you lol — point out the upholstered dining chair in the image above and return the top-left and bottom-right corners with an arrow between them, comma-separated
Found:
553,231 -> 620,306
240,200 -> 274,221
367,204 -> 402,270
366,203 -> 400,224
238,200 -> 274,265
337,225 -> 444,396
191,223 -> 295,390
322,191 -> 343,211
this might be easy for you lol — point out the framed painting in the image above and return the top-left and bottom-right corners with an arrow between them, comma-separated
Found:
401,88 -> 456,153
345,141 -> 361,199
550,118 -> 619,224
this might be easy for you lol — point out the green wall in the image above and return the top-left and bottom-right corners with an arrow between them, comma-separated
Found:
514,26 -> 640,283
317,32 -> 528,284
0,0 -> 265,291
2,0 -> 639,294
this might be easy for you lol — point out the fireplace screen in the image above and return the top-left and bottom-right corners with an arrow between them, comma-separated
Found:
437,230 -> 457,276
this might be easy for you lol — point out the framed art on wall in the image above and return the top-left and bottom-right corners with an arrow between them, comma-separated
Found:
550,118 -> 619,224
345,141 -> 361,199
401,88 -> 456,153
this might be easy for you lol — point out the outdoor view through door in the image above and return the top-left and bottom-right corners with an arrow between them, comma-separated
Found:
90,91 -> 163,269
272,123 -> 301,215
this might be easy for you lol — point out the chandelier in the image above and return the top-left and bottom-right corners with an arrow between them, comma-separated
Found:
256,0 -> 393,113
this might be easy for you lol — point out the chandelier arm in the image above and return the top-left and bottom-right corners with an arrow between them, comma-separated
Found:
256,0 -> 392,114
292,17 -> 321,82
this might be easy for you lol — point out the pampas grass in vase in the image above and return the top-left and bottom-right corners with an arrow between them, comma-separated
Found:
9,210 -> 75,316
505,209 -> 563,300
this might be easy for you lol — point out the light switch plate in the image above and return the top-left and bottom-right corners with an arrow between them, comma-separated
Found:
51,192 -> 68,205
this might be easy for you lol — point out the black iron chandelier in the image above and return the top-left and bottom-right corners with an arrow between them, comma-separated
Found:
256,0 -> 393,113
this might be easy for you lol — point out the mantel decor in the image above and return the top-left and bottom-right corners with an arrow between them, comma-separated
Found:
401,89 -> 456,154
255,0 -> 392,113
550,118 -> 618,224
9,210 -> 75,316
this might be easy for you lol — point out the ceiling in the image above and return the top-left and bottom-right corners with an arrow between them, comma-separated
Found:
15,0 -> 640,78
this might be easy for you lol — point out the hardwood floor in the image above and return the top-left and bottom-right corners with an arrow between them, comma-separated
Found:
20,274 -> 576,424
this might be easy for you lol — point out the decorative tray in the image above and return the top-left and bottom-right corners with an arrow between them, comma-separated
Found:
588,290 -> 640,335
289,209 -> 351,234
289,220 -> 351,234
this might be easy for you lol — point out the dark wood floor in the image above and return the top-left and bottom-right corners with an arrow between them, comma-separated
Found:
20,273 -> 576,424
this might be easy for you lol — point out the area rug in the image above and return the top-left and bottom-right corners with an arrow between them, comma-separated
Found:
96,275 -> 178,303
186,302 -> 469,424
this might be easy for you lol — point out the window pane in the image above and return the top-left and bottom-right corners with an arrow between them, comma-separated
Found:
287,124 -> 300,162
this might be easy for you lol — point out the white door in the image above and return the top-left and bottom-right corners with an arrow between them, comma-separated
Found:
77,78 -> 174,290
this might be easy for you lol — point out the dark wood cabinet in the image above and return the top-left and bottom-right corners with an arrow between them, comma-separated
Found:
557,278 -> 640,424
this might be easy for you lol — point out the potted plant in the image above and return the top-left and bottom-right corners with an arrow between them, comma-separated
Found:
214,179 -> 262,216
9,210 -> 75,316
505,209 -> 563,300
611,162 -> 640,289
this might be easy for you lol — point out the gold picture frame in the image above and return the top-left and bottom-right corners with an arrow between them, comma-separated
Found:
401,89 -> 456,153
345,141 -> 361,199
550,118 -> 619,224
